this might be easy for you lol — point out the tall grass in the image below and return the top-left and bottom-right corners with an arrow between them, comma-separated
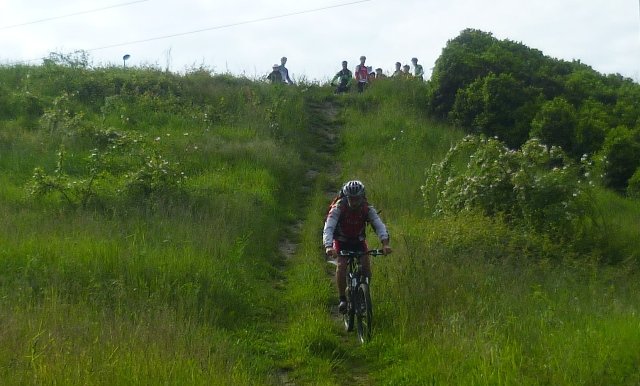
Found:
0,64 -> 313,384
327,79 -> 640,385
2,62 -> 640,385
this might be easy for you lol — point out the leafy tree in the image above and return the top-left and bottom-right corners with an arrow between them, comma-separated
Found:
627,168 -> 640,198
451,72 -> 538,148
599,126 -> 640,192
428,29 -> 497,118
574,98 -> 608,156
613,83 -> 640,129
530,97 -> 577,154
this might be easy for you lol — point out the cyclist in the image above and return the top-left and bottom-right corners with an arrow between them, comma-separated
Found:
323,180 -> 392,313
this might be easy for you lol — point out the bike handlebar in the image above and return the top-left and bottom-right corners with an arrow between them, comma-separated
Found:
338,249 -> 386,257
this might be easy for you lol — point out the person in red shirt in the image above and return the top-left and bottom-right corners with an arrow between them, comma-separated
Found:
323,180 -> 392,313
355,56 -> 369,92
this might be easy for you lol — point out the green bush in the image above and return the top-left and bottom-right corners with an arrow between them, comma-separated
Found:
599,126 -> 640,192
530,97 -> 577,154
627,168 -> 640,198
450,72 -> 539,148
422,135 -> 590,239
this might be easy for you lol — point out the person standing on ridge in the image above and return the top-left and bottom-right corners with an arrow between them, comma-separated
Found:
323,180 -> 392,314
411,57 -> 425,80
355,56 -> 369,92
332,60 -> 353,93
392,61 -> 403,78
267,64 -> 283,83
279,56 -> 293,85
402,64 -> 412,78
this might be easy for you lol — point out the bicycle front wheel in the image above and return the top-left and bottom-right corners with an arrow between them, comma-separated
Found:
355,282 -> 372,343
344,288 -> 355,332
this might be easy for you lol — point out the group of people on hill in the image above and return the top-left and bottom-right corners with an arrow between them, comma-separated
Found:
331,56 -> 424,94
267,56 -> 294,85
267,55 -> 425,93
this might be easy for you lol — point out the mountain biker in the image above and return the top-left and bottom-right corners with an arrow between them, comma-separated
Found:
332,60 -> 353,93
323,180 -> 392,314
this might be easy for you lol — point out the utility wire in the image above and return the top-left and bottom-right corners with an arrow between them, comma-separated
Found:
0,0 -> 150,30
71,0 -> 371,52
11,0 -> 371,65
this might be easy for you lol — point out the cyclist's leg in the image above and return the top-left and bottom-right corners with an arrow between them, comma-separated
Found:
360,241 -> 371,280
334,240 -> 347,298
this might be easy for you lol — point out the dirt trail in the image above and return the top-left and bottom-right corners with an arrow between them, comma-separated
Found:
276,100 -> 373,386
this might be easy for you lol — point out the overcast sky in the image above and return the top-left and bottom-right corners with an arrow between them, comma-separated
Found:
1,0 -> 639,82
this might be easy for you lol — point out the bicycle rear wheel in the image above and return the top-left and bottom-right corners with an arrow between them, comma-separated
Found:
355,283 -> 372,343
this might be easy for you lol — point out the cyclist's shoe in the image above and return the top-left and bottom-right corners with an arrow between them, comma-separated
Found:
338,300 -> 348,314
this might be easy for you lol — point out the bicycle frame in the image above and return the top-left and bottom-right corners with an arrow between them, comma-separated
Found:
339,249 -> 384,343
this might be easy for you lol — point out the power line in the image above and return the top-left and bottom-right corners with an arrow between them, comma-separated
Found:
10,0 -> 371,65
0,0 -> 150,31
87,0 -> 371,52
81,1 -> 369,53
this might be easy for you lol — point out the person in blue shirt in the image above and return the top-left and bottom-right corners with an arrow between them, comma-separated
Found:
279,56 -> 294,85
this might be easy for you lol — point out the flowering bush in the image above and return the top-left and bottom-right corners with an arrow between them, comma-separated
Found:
422,136 -> 591,239
27,128 -> 185,208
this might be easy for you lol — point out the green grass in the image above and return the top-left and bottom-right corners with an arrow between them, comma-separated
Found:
1,64 -> 640,385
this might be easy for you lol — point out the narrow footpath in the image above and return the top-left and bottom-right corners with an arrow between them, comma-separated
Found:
274,97 -> 374,386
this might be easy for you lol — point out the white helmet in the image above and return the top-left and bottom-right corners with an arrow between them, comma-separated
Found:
342,180 -> 365,197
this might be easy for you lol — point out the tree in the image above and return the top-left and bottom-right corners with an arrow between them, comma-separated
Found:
574,98 -> 608,156
530,97 -> 577,154
451,73 -> 539,148
428,29 -> 497,118
600,126 -> 640,192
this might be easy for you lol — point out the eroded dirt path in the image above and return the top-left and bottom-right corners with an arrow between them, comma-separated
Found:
275,100 -> 374,386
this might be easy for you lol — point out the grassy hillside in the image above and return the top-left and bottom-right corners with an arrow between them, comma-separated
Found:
0,63 -> 320,384
1,62 -> 640,385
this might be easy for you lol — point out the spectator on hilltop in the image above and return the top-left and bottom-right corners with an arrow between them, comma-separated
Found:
355,56 -> 369,92
279,56 -> 293,85
392,61 -> 403,78
402,64 -> 412,78
332,60 -> 353,93
267,64 -> 283,83
411,57 -> 425,80
375,68 -> 386,79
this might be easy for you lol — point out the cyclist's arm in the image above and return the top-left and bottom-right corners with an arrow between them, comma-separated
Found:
322,205 -> 342,248
367,205 -> 389,243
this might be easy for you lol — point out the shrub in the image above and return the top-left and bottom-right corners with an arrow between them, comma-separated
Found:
599,126 -> 640,192
422,136 -> 590,239
627,168 -> 640,199
530,97 -> 577,154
